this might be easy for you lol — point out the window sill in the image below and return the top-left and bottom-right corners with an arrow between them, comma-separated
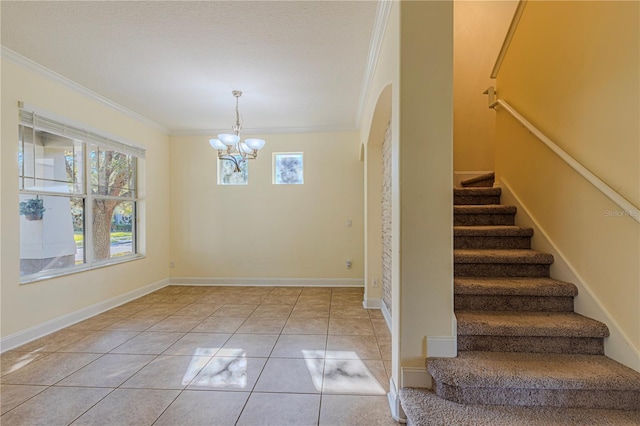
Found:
20,254 -> 145,285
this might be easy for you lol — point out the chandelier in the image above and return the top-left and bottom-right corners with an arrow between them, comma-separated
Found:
209,90 -> 266,172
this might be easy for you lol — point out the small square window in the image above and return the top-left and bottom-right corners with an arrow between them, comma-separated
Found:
218,156 -> 248,185
273,152 -> 303,185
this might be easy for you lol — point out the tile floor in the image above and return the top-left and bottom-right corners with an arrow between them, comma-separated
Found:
1,286 -> 397,425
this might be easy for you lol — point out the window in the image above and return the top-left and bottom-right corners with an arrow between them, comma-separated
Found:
18,111 -> 144,282
273,152 -> 304,184
218,155 -> 248,185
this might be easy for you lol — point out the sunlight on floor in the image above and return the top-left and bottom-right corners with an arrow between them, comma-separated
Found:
5,352 -> 42,375
185,349 -> 248,388
304,349 -> 386,395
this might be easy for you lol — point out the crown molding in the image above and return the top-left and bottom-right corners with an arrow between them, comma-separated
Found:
170,125 -> 358,137
1,46 -> 170,134
355,0 -> 393,131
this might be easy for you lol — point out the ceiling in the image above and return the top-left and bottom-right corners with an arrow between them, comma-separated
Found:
1,1 -> 381,134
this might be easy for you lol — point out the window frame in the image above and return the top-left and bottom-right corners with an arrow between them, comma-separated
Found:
272,152 -> 304,185
18,110 -> 145,284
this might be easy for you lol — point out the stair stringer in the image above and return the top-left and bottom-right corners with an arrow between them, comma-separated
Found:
499,177 -> 640,372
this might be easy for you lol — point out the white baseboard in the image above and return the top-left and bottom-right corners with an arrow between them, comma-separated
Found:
387,377 -> 407,423
170,277 -> 364,287
363,298 -> 382,309
401,366 -> 432,389
0,278 -> 170,353
426,336 -> 457,358
426,315 -> 457,358
381,300 -> 392,331
500,178 -> 640,372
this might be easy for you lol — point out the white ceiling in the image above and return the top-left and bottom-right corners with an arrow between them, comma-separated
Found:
1,1 -> 381,134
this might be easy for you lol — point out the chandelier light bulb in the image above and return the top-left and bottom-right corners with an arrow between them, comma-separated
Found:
209,138 -> 226,150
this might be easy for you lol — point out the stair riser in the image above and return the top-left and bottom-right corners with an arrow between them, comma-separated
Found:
454,236 -> 531,250
455,263 -> 550,277
434,383 -> 640,410
454,215 -> 515,226
461,179 -> 494,188
454,195 -> 501,205
457,336 -> 604,355
455,295 -> 574,312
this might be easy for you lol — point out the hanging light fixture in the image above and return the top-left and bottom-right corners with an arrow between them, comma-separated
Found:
209,90 -> 266,172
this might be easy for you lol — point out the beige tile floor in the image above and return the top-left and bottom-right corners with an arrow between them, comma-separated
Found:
1,286 -> 397,426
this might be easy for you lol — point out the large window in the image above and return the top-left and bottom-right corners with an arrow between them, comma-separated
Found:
18,111 -> 144,282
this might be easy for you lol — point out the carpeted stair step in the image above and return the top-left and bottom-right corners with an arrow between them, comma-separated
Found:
456,311 -> 608,354
454,226 -> 533,249
399,387 -> 640,426
454,277 -> 577,312
427,352 -> 640,410
454,205 -> 516,226
460,172 -> 495,188
454,249 -> 554,277
454,187 -> 501,205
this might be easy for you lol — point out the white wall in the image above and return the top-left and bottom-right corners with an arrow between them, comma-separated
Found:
1,57 -> 171,340
169,131 -> 364,283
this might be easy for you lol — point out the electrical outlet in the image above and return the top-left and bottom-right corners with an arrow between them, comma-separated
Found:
345,259 -> 352,269
372,278 -> 379,288
170,261 -> 175,268
346,219 -> 352,227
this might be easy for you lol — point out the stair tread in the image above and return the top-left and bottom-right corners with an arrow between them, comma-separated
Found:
454,225 -> 533,237
428,352 -> 640,391
455,277 -> 578,296
460,172 -> 495,187
457,311 -> 609,337
399,388 -> 640,426
453,187 -> 501,196
454,205 -> 516,214
455,249 -> 554,264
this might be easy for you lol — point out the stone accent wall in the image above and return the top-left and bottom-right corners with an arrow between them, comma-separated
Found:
381,120 -> 393,314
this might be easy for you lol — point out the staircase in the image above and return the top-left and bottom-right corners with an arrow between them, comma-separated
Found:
399,178 -> 640,425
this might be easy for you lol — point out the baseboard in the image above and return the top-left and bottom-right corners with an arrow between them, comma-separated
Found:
426,315 -> 457,358
500,178 -> 640,372
387,377 -> 407,423
453,170 -> 493,187
381,300 -> 392,331
401,366 -> 432,389
363,298 -> 382,309
0,278 -> 170,353
170,277 -> 364,287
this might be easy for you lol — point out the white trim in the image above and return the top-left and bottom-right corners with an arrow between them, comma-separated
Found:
363,298 -> 382,309
2,47 -> 169,134
426,336 -> 457,358
355,0 -> 393,130
170,277 -> 364,287
500,178 -> 640,371
381,299 -> 392,331
495,99 -> 640,223
387,377 -> 407,423
491,0 -> 528,78
0,278 -> 170,353
401,366 -> 432,389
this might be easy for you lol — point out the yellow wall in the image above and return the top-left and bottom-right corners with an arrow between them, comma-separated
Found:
169,132 -> 364,281
496,0 -> 639,369
453,0 -> 518,171
1,58 -> 171,338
